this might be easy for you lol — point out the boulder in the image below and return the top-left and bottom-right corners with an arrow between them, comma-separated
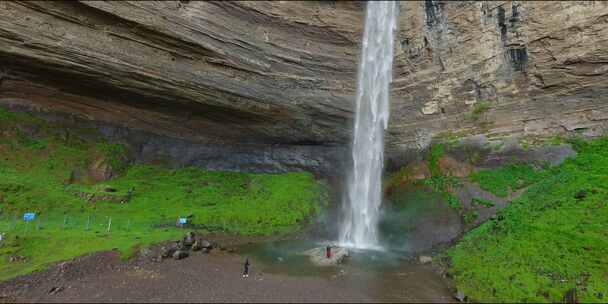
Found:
102,185 -> 117,193
160,245 -> 177,259
183,232 -> 196,247
88,156 -> 116,182
139,247 -> 153,258
191,240 -> 202,252
454,290 -> 466,302
173,250 -> 189,260
302,246 -> 349,267
200,240 -> 212,249
574,190 -> 587,200
175,240 -> 187,251
418,255 -> 433,264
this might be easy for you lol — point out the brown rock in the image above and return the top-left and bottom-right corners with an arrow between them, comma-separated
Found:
438,156 -> 474,178
88,157 -> 115,182
407,161 -> 431,181
0,1 -> 606,173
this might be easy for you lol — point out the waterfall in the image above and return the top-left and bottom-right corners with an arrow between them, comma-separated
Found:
339,1 -> 399,250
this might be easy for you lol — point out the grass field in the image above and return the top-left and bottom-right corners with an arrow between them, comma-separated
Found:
0,107 -> 328,281
447,137 -> 608,302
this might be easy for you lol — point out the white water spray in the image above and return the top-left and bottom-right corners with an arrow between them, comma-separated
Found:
339,1 -> 399,250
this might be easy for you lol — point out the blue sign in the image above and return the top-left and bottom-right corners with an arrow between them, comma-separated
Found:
23,212 -> 36,222
178,217 -> 187,225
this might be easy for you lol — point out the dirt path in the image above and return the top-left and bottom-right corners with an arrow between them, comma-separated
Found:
0,247 -> 455,303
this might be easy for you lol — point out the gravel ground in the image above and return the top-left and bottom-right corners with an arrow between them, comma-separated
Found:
0,237 -> 455,303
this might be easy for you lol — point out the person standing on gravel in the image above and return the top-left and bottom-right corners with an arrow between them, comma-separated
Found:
242,258 -> 250,278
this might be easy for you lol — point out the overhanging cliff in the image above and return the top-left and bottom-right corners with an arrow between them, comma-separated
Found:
1,1 -> 607,173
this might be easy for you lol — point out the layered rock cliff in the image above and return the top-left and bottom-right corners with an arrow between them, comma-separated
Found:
0,1 -> 607,173
390,1 -> 608,154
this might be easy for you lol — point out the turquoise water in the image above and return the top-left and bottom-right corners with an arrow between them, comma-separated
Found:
236,239 -> 415,277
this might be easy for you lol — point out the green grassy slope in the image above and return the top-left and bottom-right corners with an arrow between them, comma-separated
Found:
447,137 -> 608,302
0,107 -> 327,281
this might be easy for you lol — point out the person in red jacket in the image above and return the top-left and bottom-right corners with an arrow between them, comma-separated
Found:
326,244 -> 332,259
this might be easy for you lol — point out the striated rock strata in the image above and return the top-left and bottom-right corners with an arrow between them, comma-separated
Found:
0,1 -> 607,172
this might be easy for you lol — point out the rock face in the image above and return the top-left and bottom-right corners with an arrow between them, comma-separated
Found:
389,1 -> 608,155
0,1 -> 607,172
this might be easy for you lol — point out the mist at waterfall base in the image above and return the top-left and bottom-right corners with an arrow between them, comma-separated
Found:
339,1 -> 399,250
238,1 -> 440,271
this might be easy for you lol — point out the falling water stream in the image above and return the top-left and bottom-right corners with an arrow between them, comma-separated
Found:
339,1 -> 399,250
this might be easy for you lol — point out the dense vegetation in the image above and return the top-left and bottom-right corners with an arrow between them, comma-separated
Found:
0,107 -> 327,281
448,137 -> 608,302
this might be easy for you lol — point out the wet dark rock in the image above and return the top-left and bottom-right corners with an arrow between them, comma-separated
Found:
48,286 -> 64,295
563,288 -> 578,304
200,240 -> 212,249
173,250 -> 189,260
192,239 -> 212,252
175,241 -> 187,251
139,248 -> 153,258
574,190 -> 587,200
102,186 -> 117,193
191,240 -> 202,252
183,232 -> 195,247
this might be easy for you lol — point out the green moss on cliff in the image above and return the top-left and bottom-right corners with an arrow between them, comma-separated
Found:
470,163 -> 550,197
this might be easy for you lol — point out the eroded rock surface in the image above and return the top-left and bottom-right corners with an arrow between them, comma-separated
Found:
0,1 -> 606,172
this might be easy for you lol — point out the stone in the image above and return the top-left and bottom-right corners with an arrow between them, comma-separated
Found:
160,245 -> 177,259
191,240 -> 202,252
302,246 -> 349,267
200,240 -> 212,249
173,250 -> 189,260
139,248 -> 153,258
48,286 -> 64,295
183,232 -> 196,247
454,290 -> 466,302
418,255 -> 433,264
563,288 -> 578,304
574,190 -> 587,200
102,185 -> 117,193
175,241 -> 187,251
192,238 -> 211,252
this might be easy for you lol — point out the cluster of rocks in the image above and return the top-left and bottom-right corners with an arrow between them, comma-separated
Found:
159,232 -> 214,261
